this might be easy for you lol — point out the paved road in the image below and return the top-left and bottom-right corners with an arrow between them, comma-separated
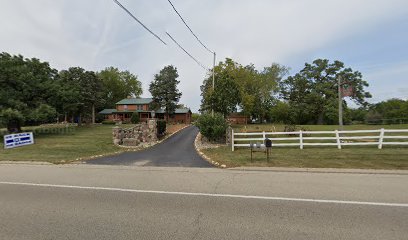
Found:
87,126 -> 212,167
0,164 -> 407,240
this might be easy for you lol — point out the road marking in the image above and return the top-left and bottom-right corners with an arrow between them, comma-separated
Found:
1,181 -> 407,207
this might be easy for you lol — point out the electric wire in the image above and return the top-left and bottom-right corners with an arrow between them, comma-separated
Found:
167,0 -> 214,54
113,0 -> 167,45
166,32 -> 208,70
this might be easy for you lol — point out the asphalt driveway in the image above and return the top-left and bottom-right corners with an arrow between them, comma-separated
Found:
87,126 -> 212,167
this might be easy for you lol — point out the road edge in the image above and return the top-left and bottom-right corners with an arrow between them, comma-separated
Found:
194,132 -> 226,168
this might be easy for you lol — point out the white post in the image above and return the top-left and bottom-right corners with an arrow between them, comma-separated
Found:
378,128 -> 385,149
231,128 -> 235,152
299,130 -> 303,149
335,130 -> 342,149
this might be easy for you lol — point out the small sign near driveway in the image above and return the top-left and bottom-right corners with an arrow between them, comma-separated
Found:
3,132 -> 34,149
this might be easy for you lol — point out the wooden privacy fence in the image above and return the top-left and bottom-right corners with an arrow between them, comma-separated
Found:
231,128 -> 408,151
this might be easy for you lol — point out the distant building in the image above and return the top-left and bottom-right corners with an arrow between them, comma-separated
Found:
99,98 -> 192,124
227,113 -> 249,124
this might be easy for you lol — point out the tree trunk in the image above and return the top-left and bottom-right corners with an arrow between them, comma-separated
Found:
92,104 -> 95,124
64,113 -> 67,123
317,111 -> 324,125
78,113 -> 82,126
7,120 -> 22,133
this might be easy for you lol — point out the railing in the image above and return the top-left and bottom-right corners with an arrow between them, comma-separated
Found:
231,128 -> 408,151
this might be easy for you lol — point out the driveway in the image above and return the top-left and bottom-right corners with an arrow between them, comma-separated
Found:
87,126 -> 212,167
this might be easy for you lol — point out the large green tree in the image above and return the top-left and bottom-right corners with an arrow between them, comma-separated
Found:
58,67 -> 103,125
149,65 -> 182,117
200,58 -> 287,121
280,59 -> 371,124
200,59 -> 241,117
366,98 -> 408,124
98,67 -> 142,108
0,52 -> 59,132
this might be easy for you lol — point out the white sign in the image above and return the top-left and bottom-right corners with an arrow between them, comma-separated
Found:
3,132 -> 34,149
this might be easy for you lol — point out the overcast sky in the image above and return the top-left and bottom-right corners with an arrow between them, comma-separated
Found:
1,0 -> 407,112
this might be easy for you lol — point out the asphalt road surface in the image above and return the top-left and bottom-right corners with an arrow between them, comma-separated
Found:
0,164 -> 407,240
87,126 -> 212,167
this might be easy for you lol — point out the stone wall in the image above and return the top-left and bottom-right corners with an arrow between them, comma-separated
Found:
113,120 -> 157,147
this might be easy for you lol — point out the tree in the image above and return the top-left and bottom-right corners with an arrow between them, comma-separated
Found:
0,52 -> 59,132
98,67 -> 142,108
149,65 -> 182,118
58,67 -> 104,125
280,59 -> 371,124
366,98 -> 408,124
200,58 -> 288,121
200,59 -> 241,117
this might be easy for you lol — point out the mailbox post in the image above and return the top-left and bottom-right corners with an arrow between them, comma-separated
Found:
265,138 -> 272,162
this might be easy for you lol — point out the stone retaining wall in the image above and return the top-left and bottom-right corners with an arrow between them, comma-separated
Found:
113,120 -> 157,146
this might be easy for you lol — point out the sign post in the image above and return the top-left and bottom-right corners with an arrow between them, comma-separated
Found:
3,132 -> 34,149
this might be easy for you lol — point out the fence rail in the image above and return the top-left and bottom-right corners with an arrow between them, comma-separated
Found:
231,128 -> 408,151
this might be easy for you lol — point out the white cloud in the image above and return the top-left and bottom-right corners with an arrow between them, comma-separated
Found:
1,0 -> 407,111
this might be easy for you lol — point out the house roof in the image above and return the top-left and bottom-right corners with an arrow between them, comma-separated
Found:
155,108 -> 191,114
99,107 -> 191,115
116,98 -> 153,105
99,109 -> 116,114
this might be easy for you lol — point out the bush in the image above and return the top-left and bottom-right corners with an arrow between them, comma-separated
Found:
101,120 -> 116,125
196,113 -> 227,142
157,120 -> 166,136
131,113 -> 140,124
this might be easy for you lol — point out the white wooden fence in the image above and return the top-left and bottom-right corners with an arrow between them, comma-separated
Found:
231,128 -> 408,151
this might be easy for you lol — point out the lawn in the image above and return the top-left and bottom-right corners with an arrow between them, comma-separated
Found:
0,123 -> 188,164
0,125 -> 122,164
232,123 -> 408,132
202,123 -> 408,169
202,146 -> 408,170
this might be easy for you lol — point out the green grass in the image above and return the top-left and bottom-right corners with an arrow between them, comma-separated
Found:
232,124 -> 408,132
217,123 -> 408,169
202,146 -> 408,170
0,125 -> 123,164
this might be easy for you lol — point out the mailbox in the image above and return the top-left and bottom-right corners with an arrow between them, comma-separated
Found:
265,138 -> 272,148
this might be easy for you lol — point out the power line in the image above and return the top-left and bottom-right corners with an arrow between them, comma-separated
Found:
166,32 -> 208,70
167,0 -> 213,54
113,0 -> 167,45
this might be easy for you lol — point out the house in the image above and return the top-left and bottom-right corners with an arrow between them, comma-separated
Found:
99,98 -> 192,124
227,113 -> 249,124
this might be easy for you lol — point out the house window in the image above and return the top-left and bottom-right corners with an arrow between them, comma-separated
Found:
124,105 -> 128,110
138,105 -> 143,110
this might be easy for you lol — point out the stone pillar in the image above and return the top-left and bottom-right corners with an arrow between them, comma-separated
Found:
226,125 -> 232,145
113,126 -> 123,145
148,119 -> 158,142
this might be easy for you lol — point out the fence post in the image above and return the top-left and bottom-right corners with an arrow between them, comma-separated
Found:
231,128 -> 235,152
378,128 -> 385,149
335,130 -> 342,149
299,130 -> 303,149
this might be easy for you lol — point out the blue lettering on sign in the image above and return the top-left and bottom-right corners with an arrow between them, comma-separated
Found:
3,132 -> 34,149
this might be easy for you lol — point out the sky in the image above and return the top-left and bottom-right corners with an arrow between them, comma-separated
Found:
1,0 -> 407,112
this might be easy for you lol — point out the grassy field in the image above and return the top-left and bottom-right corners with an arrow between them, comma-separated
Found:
202,146 -> 408,169
232,124 -> 408,132
201,123 -> 408,169
0,125 -> 122,163
0,123 -> 188,164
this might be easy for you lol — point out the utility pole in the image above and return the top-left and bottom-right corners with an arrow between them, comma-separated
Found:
212,52 -> 216,116
338,76 -> 343,131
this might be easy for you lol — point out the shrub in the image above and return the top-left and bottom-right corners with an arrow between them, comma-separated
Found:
196,113 -> 227,142
101,120 -> 116,125
191,113 -> 200,122
157,120 -> 167,136
131,113 -> 140,124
